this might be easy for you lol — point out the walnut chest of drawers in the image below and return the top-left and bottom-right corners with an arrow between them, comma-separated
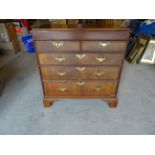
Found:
32,28 -> 130,108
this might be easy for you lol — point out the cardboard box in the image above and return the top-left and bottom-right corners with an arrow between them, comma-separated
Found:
113,20 -> 124,27
15,27 -> 28,38
13,22 -> 29,41
0,53 -> 20,95
49,19 -> 66,24
0,23 -> 17,42
0,39 -> 21,54
67,19 -> 79,24
19,41 -> 27,51
17,35 -> 27,51
0,75 -> 5,96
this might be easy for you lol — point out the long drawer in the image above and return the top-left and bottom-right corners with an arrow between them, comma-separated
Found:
40,66 -> 120,80
35,41 -> 80,52
38,53 -> 123,66
43,80 -> 117,97
82,41 -> 127,52
32,29 -> 130,41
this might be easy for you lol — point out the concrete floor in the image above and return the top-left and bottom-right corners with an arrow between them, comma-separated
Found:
0,52 -> 155,135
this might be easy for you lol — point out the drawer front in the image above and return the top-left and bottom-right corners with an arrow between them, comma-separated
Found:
38,53 -> 123,66
43,81 -> 117,97
41,66 -> 120,80
43,81 -> 81,96
32,29 -> 130,41
35,41 -> 80,52
82,41 -> 127,52
81,81 -> 117,96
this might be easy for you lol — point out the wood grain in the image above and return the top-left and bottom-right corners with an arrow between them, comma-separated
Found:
32,28 -> 130,108
31,29 -> 130,41
35,41 -> 80,52
43,80 -> 117,97
38,53 -> 123,66
82,41 -> 128,52
40,66 -> 120,80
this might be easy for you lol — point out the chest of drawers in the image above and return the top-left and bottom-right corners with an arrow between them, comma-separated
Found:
32,28 -> 130,108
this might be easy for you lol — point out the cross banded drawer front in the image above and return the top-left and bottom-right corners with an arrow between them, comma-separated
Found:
35,41 -> 80,52
81,81 -> 117,96
40,66 -> 120,80
43,81 -> 117,97
38,53 -> 123,66
32,30 -> 130,40
32,28 -> 130,107
43,81 -> 81,96
82,41 -> 127,52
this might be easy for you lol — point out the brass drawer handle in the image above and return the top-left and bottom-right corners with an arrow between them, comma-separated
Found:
96,56 -> 106,62
95,87 -> 101,91
55,57 -> 66,62
95,71 -> 104,76
76,81 -> 85,86
76,54 -> 86,59
57,72 -> 66,77
58,86 -> 67,92
76,67 -> 86,72
52,41 -> 63,48
98,41 -> 109,48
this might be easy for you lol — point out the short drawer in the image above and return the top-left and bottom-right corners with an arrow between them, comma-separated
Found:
43,81 -> 81,96
38,53 -> 123,66
43,80 -> 117,97
82,41 -> 127,52
81,81 -> 117,96
41,66 -> 120,80
35,41 -> 80,52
